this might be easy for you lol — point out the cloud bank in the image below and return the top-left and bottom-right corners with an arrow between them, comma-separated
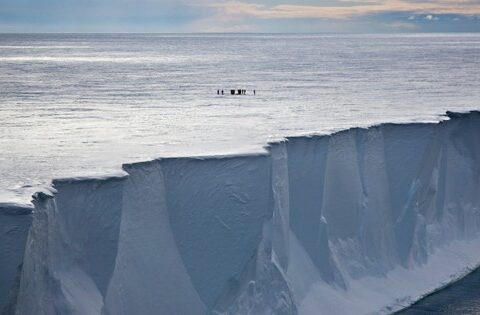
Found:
207,0 -> 480,19
0,0 -> 479,32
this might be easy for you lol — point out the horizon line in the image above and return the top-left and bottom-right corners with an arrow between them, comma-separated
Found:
1,31 -> 480,35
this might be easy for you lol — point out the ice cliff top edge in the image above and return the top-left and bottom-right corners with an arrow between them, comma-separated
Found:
0,109 -> 478,209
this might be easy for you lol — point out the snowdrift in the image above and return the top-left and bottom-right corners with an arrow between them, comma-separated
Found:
2,111 -> 480,314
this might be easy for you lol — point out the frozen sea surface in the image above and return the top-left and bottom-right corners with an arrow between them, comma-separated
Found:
1,33 -> 479,203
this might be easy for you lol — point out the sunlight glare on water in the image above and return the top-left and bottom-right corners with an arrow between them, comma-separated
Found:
1,33 -> 479,203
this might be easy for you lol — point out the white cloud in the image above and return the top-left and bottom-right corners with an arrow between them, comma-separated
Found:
424,14 -> 440,20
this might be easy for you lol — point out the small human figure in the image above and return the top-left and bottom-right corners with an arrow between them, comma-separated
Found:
221,90 -> 224,95
253,90 -> 256,95
217,90 -> 219,95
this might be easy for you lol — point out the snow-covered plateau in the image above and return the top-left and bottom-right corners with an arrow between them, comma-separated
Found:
1,110 -> 479,315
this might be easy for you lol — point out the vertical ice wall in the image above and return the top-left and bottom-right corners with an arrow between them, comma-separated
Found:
212,144 -> 297,315
286,112 -> 480,314
270,142 -> 290,271
0,204 -> 32,313
5,111 -> 480,314
13,154 -> 292,314
286,136 -> 344,285
104,161 -> 205,315
381,123 -> 436,267
15,177 -> 124,315
161,156 -> 270,309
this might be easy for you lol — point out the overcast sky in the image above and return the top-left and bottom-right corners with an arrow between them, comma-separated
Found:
1,0 -> 479,33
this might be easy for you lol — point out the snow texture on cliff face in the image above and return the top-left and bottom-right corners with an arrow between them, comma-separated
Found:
4,111 -> 480,314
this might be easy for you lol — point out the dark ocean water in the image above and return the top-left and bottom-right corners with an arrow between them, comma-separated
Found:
398,268 -> 480,314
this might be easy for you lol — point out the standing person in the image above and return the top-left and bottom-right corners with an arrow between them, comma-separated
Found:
254,90 -> 256,95
221,90 -> 224,95
217,90 -> 219,95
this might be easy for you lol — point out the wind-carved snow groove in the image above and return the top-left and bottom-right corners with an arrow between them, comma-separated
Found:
3,111 -> 480,315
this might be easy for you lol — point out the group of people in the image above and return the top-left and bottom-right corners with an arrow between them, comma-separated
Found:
217,89 -> 256,95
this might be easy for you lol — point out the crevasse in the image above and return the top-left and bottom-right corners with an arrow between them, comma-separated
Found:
2,111 -> 480,315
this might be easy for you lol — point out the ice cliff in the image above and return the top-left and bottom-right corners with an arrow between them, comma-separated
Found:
2,111 -> 480,315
